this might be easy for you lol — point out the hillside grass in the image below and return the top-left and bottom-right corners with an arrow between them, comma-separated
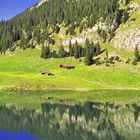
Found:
0,48 -> 140,91
117,0 -> 140,32
0,48 -> 140,108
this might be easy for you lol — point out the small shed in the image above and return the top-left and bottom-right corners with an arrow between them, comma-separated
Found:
59,65 -> 75,69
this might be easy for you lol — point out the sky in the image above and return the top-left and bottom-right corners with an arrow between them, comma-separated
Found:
0,0 -> 40,21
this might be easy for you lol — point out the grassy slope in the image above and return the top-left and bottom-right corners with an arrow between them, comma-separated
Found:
0,1 -> 140,108
118,0 -> 140,32
0,48 -> 140,91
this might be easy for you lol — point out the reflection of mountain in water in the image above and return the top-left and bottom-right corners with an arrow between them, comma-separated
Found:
0,102 -> 140,140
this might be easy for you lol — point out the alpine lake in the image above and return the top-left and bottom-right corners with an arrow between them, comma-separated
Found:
0,90 -> 140,140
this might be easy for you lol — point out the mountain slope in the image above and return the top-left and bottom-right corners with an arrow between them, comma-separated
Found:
0,0 -> 139,53
114,0 -> 140,50
0,0 -> 120,52
0,0 -> 140,91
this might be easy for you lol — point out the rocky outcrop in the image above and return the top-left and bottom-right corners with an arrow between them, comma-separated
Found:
37,0 -> 48,7
114,26 -> 140,50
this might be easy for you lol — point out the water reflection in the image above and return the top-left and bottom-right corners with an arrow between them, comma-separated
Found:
0,102 -> 140,140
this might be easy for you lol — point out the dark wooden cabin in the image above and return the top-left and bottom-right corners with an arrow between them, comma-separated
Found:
39,71 -> 47,75
59,65 -> 75,69
39,71 -> 55,76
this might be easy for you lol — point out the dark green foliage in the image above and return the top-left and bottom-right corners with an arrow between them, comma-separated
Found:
74,40 -> 80,59
41,44 -> 50,59
84,41 -> 98,65
105,49 -> 109,60
134,46 -> 140,62
51,50 -> 58,58
84,45 -> 94,66
95,59 -> 102,66
101,30 -> 108,43
81,47 -> 86,57
85,38 -> 90,48
0,0 -> 119,52
30,41 -> 35,49
66,24 -> 76,35
124,0 -> 130,5
125,58 -> 131,64
48,37 -> 55,45
41,40 -> 103,66
84,52 -> 93,65
54,25 -> 60,33
41,45 -> 46,59
108,29 -> 115,41
97,29 -> 108,42
95,42 -> 101,56
132,60 -> 137,65
122,9 -> 129,23
69,40 -> 73,57
115,10 -> 123,26
58,44 -> 66,58
79,24 -> 84,33
97,27 -> 102,35
105,55 -> 121,66
106,57 -> 115,64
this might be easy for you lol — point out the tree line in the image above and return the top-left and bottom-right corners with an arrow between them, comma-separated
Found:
41,39 -> 104,65
133,46 -> 140,65
0,0 -> 120,53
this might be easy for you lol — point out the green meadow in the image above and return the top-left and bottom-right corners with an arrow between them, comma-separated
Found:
0,48 -> 140,106
0,48 -> 140,90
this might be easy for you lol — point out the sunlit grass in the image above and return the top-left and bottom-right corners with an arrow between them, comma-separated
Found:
0,49 -> 140,91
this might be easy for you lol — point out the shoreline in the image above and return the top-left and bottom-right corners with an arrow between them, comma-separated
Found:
1,87 -> 140,92
0,89 -> 140,109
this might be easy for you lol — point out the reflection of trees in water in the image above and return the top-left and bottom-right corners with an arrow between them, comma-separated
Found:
132,104 -> 140,122
0,102 -> 139,140
96,103 -> 122,140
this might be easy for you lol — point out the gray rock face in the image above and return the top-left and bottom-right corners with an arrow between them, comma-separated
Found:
114,26 -> 140,50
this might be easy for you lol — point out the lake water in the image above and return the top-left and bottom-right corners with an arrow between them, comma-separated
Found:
0,102 -> 140,140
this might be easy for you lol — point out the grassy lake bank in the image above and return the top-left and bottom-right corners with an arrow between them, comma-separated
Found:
0,49 -> 140,109
0,49 -> 140,91
0,90 -> 140,109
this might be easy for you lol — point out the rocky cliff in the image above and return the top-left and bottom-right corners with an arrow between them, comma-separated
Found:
114,26 -> 140,49
114,0 -> 140,50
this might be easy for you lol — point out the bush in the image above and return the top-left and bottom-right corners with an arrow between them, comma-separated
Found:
132,60 -> 137,65
125,58 -> 131,64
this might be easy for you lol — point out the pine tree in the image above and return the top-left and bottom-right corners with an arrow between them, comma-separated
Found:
95,42 -> 101,56
79,45 -> 83,57
84,47 -> 93,65
122,10 -> 129,23
0,0 -> 120,52
85,38 -> 90,48
105,49 -> 109,59
30,40 -> 35,49
81,47 -> 86,57
45,45 -> 51,58
41,45 -> 46,59
97,27 -> 101,35
134,46 -> 140,62
41,44 -> 50,59
69,40 -> 73,56
101,30 -> 107,43
124,0 -> 130,5
51,50 -> 58,58
74,40 -> 80,59
58,44 -> 65,58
